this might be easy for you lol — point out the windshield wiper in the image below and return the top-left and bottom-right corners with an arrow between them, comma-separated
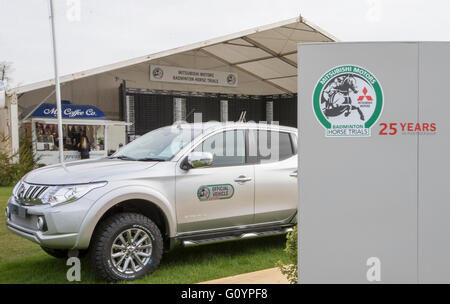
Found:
135,157 -> 166,162
108,155 -> 138,161
108,155 -> 165,161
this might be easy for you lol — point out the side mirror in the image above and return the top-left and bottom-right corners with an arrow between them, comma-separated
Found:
186,152 -> 213,169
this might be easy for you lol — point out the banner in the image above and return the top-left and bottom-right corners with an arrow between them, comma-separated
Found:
150,65 -> 238,87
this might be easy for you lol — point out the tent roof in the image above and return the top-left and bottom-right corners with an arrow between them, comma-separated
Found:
10,16 -> 338,95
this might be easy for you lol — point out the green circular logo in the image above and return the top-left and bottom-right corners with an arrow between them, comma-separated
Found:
197,186 -> 210,201
313,65 -> 383,137
152,67 -> 164,79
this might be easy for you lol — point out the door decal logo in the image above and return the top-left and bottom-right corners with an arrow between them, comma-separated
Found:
313,65 -> 383,137
197,184 -> 234,201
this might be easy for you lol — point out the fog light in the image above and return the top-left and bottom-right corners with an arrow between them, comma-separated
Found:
5,207 -> 9,219
37,216 -> 45,230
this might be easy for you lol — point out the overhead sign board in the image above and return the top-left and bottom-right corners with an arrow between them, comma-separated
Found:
150,65 -> 238,87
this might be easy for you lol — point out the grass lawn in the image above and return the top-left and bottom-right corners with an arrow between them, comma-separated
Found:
0,186 -> 287,284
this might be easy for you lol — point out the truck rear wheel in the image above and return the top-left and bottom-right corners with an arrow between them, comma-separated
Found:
90,212 -> 163,282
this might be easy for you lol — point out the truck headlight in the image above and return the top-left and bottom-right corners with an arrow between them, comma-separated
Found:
41,182 -> 107,206
12,180 -> 23,198
12,173 -> 30,198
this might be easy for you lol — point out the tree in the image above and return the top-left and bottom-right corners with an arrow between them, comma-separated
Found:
277,225 -> 298,284
0,133 -> 41,186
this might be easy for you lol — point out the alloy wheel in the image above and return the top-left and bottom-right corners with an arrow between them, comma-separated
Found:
110,228 -> 153,274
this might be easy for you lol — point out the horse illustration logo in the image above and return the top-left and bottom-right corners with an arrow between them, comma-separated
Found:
321,74 -> 365,121
313,65 -> 383,137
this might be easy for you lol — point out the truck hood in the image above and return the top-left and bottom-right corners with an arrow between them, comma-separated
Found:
24,158 -> 159,185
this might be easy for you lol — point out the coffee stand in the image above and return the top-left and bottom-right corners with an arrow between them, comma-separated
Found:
21,100 -> 129,165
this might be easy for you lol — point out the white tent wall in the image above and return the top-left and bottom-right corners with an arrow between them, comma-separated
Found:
0,99 -> 13,155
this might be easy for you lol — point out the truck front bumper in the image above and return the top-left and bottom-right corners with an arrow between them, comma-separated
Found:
5,195 -> 92,249
6,220 -> 79,248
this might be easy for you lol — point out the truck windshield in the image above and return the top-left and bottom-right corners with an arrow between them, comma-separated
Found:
111,126 -> 201,161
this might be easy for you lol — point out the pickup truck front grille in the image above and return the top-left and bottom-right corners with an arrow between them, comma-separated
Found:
15,182 -> 49,205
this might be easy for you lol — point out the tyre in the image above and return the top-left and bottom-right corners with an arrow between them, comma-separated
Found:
41,247 -> 88,259
90,212 -> 163,282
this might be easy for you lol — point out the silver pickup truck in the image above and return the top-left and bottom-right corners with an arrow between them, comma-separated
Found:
6,122 -> 297,281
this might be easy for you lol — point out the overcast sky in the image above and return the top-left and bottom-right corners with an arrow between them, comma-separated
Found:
1,0 -> 449,88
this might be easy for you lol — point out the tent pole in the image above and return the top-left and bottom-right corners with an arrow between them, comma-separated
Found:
48,0 -> 64,164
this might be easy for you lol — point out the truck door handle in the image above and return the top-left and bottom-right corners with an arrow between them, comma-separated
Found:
234,175 -> 252,183
290,170 -> 298,177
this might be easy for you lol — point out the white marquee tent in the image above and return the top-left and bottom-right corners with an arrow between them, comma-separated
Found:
2,15 -> 338,158
10,16 -> 337,95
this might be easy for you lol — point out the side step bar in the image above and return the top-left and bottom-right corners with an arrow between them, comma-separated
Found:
179,227 -> 293,247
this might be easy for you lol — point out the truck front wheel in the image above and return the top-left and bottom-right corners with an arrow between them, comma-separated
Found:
90,212 -> 163,281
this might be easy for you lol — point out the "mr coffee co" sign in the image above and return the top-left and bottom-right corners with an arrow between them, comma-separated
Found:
32,101 -> 106,119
